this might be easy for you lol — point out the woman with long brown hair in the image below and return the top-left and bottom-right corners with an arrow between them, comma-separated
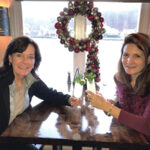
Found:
87,33 -> 150,149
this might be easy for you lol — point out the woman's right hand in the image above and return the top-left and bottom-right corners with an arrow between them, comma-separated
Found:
68,96 -> 81,106
86,90 -> 107,111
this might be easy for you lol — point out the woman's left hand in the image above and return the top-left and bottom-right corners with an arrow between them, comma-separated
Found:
69,96 -> 82,106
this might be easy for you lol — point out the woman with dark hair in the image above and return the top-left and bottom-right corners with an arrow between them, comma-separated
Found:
87,33 -> 150,149
0,36 -> 81,150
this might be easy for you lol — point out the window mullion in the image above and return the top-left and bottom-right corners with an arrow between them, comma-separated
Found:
9,0 -> 23,38
138,3 -> 150,35
74,15 -> 86,74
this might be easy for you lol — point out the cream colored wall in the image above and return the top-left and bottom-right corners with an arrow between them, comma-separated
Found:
0,36 -> 12,66
0,0 -> 13,66
0,0 -> 13,8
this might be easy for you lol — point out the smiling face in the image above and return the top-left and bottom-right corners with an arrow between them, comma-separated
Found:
9,44 -> 35,79
122,43 -> 146,80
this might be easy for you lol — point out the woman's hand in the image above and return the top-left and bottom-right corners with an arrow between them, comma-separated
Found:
86,90 -> 107,111
86,90 -> 121,118
69,96 -> 82,106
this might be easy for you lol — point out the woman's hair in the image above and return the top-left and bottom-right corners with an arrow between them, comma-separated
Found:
0,36 -> 41,78
117,32 -> 150,95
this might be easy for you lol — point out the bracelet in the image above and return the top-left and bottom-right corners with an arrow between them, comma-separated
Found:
107,103 -> 114,116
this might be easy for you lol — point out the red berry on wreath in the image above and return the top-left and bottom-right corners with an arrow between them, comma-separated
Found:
74,1 -> 79,7
68,9 -> 74,16
75,48 -> 80,53
89,2 -> 94,8
69,39 -> 75,45
91,64 -> 95,68
55,22 -> 61,29
100,17 -> 104,22
101,23 -> 104,28
91,45 -> 95,48
86,41 -> 90,46
60,11 -> 64,16
88,15 -> 94,21
86,47 -> 91,52
95,48 -> 98,52
90,56 -> 94,60
61,26 -> 66,30
56,30 -> 60,35
95,77 -> 100,82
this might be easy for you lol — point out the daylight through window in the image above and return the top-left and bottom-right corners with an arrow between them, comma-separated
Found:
21,2 -> 141,98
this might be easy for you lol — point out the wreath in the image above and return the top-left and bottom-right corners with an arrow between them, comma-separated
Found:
54,1 -> 105,83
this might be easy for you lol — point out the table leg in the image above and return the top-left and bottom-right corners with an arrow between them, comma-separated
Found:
72,145 -> 82,150
93,147 -> 102,150
52,145 -> 62,150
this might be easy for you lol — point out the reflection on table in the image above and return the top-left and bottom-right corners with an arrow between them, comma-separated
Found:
0,96 -> 149,150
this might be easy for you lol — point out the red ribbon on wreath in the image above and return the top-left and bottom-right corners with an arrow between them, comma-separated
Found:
54,1 -> 105,82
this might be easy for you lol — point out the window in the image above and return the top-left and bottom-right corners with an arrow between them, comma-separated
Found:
96,2 -> 141,98
22,2 -> 73,93
21,2 -> 141,98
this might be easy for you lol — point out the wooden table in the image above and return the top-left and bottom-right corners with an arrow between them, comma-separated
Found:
0,97 -> 149,150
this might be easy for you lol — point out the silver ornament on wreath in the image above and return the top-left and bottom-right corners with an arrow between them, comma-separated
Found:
54,1 -> 105,82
